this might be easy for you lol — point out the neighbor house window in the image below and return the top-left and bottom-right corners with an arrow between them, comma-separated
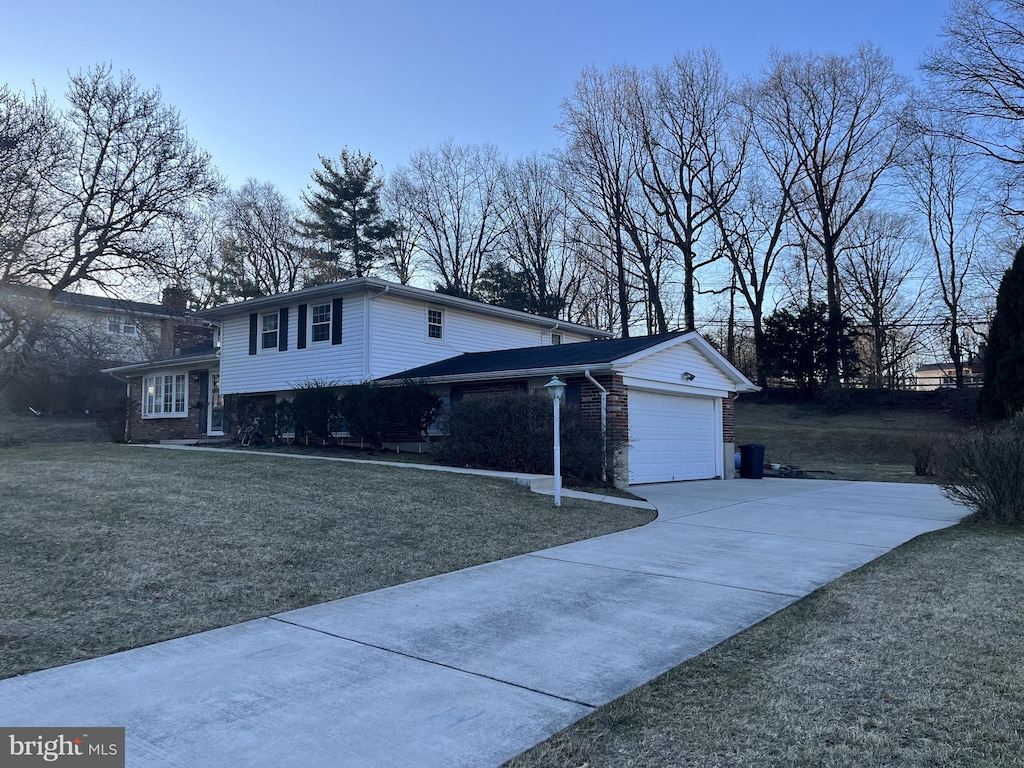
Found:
143,373 -> 187,418
107,316 -> 138,335
311,303 -> 331,342
427,307 -> 443,339
550,333 -> 562,345
261,313 -> 279,349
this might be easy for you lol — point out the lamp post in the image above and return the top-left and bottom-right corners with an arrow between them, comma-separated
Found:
545,375 -> 566,507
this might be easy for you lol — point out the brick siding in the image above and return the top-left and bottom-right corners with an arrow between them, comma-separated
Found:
723,392 -> 736,443
126,371 -> 209,442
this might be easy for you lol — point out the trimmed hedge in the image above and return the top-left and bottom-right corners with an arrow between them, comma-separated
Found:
434,391 -> 605,480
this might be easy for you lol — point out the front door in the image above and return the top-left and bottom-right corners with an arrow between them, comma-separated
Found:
207,372 -> 224,435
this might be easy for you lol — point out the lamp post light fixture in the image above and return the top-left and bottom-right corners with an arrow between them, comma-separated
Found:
544,375 -> 567,507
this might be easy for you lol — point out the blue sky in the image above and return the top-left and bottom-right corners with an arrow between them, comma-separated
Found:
2,0 -> 951,201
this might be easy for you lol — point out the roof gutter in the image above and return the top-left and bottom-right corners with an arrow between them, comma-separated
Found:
387,363 -> 615,386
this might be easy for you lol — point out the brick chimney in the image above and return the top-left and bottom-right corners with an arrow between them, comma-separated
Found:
161,286 -> 189,313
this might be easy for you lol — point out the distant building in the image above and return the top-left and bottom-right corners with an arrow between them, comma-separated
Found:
914,363 -> 984,391
0,284 -> 211,412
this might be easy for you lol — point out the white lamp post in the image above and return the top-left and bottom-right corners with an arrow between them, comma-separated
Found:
545,375 -> 566,507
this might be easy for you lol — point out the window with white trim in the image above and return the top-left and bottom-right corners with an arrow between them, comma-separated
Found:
143,373 -> 187,418
427,307 -> 443,340
107,316 -> 138,335
261,313 -> 279,350
311,303 -> 331,342
550,333 -> 562,345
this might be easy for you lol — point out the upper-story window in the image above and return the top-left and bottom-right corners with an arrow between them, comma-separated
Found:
108,316 -> 138,335
261,313 -> 279,350
550,333 -> 562,345
427,307 -> 444,340
311,303 -> 331,342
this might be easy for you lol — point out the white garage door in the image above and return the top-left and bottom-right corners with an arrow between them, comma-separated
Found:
628,390 -> 718,484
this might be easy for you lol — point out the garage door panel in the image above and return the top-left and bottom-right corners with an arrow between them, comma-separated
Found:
629,391 -> 718,484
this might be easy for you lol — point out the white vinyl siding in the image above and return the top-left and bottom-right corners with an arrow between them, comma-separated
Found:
368,294 -> 593,379
218,289 -> 599,395
143,373 -> 188,418
620,343 -> 735,394
219,299 -> 365,395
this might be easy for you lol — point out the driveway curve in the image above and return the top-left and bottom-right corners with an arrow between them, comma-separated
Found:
0,479 -> 966,767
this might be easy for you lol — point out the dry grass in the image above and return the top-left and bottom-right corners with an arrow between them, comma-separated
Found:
506,523 -> 1024,768
0,443 -> 654,680
734,400 -> 970,482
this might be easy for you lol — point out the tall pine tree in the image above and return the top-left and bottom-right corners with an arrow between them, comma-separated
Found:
298,150 -> 396,283
979,244 -> 1024,419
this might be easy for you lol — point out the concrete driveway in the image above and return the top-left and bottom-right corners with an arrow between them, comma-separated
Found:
0,479 -> 966,767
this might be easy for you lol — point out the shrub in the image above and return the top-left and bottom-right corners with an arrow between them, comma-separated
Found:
912,443 -> 936,477
435,391 -> 604,480
337,382 -> 392,450
290,380 -> 340,442
938,417 -> 1024,523
389,380 -> 444,443
97,397 -> 128,443
335,381 -> 444,451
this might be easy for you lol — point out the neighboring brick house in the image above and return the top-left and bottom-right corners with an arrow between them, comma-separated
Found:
0,284 -> 206,412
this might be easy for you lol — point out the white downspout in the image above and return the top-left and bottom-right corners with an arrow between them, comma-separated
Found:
584,368 -> 608,482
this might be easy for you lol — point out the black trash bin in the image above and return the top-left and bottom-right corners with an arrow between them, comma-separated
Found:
739,443 -> 765,479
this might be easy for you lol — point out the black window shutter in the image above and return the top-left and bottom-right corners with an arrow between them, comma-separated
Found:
297,304 -> 307,349
331,298 -> 343,345
197,370 -> 209,432
278,307 -> 289,351
222,393 -> 232,433
248,313 -> 258,355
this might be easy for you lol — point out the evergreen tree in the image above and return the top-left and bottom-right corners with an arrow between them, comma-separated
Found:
298,150 -> 396,282
979,244 -> 1024,419
762,301 -> 859,398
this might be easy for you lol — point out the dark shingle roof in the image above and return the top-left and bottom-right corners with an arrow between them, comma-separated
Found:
382,332 -> 688,380
0,284 -> 184,317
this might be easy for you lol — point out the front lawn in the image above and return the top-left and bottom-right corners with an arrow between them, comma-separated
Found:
506,523 -> 1024,768
0,444 -> 654,680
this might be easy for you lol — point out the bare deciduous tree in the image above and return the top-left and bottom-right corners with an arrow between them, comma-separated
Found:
401,140 -> 507,297
218,180 -> 306,298
559,66 -> 654,336
380,168 -> 423,285
629,50 -> 741,331
840,211 -> 923,388
756,45 -> 912,388
0,65 -> 219,391
903,120 -> 990,387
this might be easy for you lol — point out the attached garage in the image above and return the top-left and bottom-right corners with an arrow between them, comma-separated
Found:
381,330 -> 759,488
627,390 -> 720,484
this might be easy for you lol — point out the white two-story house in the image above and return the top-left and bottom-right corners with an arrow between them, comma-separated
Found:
104,278 -> 608,443
105,277 -> 757,486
